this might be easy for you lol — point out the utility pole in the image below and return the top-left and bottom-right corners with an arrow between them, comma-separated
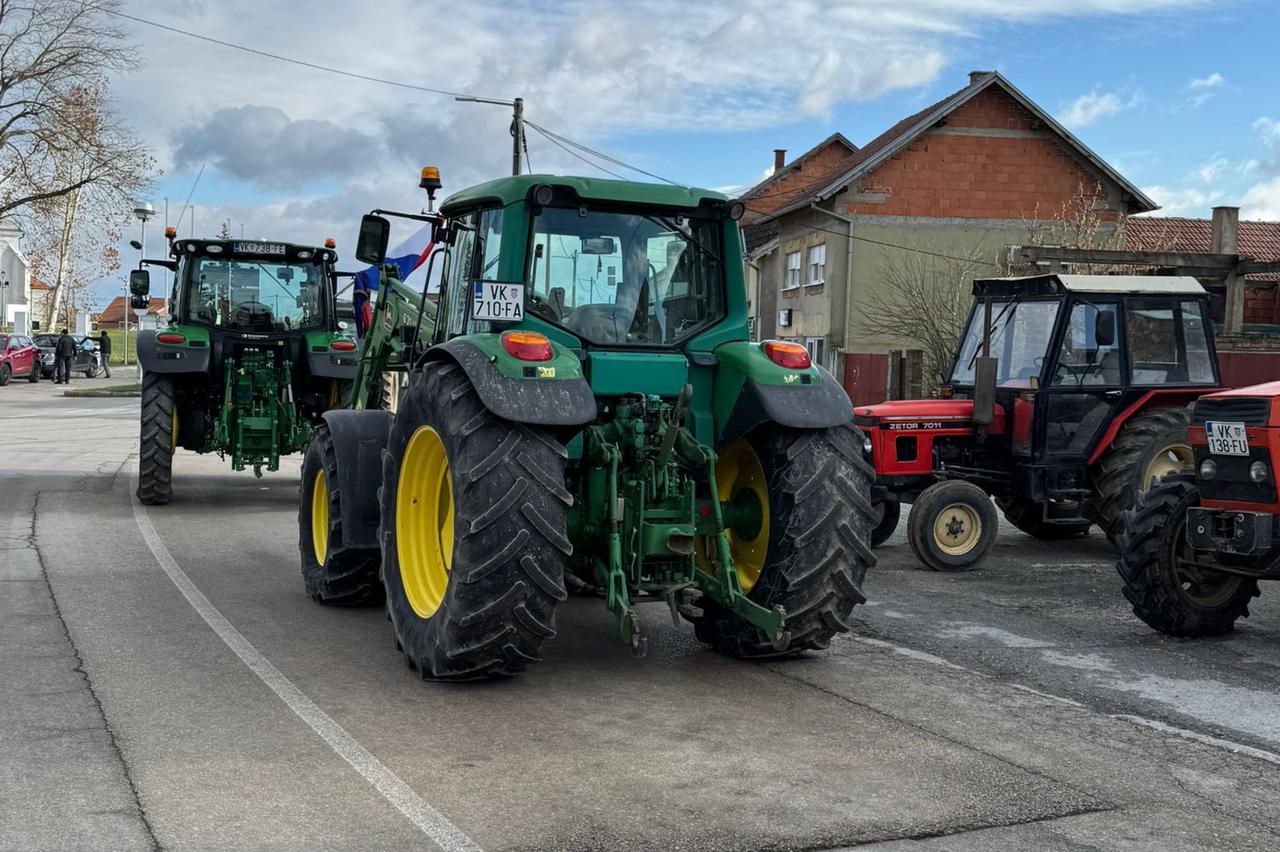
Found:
455,95 -> 526,176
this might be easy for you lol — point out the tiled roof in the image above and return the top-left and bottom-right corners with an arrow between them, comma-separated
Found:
1127,217 -> 1280,281
97,296 -> 169,323
30,277 -> 50,291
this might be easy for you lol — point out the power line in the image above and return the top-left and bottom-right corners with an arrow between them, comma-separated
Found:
526,120 -> 681,186
105,10 -> 504,102
527,124 -> 627,180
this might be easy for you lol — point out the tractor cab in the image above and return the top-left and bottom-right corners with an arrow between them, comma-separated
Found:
858,274 -> 1220,571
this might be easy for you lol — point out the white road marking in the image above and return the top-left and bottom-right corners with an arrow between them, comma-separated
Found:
850,636 -> 965,670
131,478 -> 481,852
1111,715 -> 1280,766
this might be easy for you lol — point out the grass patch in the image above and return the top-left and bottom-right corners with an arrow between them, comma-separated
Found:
63,382 -> 141,398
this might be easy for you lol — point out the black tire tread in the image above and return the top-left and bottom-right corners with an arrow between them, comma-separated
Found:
381,361 -> 569,680
1115,475 -> 1259,637
1092,406 -> 1191,546
694,423 -> 875,658
298,424 -> 384,606
136,372 -> 175,505
907,480 -> 998,571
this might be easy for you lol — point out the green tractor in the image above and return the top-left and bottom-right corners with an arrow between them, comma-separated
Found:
131,231 -> 359,504
299,173 -> 875,679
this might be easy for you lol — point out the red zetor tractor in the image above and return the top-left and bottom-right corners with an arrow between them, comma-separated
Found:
1117,382 -> 1279,635
855,274 -> 1221,571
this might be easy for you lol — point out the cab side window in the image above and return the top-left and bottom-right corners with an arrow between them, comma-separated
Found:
438,212 -> 477,342
1051,302 -> 1121,387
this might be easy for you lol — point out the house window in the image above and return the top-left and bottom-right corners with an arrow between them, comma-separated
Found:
804,336 -> 824,366
807,243 -> 826,286
784,251 -> 801,289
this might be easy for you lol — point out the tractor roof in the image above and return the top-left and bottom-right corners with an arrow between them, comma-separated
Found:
439,174 -> 727,215
1204,381 -> 1280,400
171,237 -> 336,263
974,273 -> 1205,298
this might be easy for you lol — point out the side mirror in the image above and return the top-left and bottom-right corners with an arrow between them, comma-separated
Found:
1094,310 -> 1116,347
355,215 -> 391,266
971,356 -> 998,427
129,268 -> 151,298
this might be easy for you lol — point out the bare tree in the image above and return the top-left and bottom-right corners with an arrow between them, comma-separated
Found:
23,83 -> 149,329
861,241 -> 991,391
0,0 -> 149,219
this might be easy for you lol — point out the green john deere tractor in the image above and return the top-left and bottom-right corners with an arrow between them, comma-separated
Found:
298,173 -> 876,679
131,232 -> 359,504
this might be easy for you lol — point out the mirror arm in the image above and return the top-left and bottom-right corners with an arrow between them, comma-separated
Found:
370,208 -> 443,225
140,259 -> 178,271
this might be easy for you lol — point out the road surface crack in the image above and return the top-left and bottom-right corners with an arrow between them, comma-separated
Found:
28,492 -> 163,851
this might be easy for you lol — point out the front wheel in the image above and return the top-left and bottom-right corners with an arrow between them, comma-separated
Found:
694,424 -> 875,658
136,372 -> 176,505
0,363 -> 10,386
380,361 -> 571,680
1116,476 -> 1259,636
27,364 -> 39,383
907,480 -> 998,571
85,363 -> 100,378
298,425 -> 383,605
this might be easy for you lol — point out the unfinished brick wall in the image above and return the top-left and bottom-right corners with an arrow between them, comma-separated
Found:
747,140 -> 858,219
1244,283 -> 1280,325
841,87 -> 1122,222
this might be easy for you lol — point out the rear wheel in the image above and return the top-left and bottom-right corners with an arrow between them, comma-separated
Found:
996,498 -> 1091,540
694,424 -> 875,658
380,361 -> 571,680
1116,476 -> 1259,636
298,424 -> 383,605
27,363 -> 38,383
85,363 -> 100,378
1093,407 -> 1193,546
0,363 -> 10,386
908,480 -> 998,571
869,499 -> 901,547
136,372 -> 175,505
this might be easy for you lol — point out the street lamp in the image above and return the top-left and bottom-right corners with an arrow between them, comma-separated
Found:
129,201 -> 154,369
0,276 -> 9,332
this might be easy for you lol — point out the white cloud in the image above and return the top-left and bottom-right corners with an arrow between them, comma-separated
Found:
1241,177 -> 1280,219
1059,89 -> 1140,129
1139,183 -> 1223,217
1194,156 -> 1229,184
1184,72 -> 1224,107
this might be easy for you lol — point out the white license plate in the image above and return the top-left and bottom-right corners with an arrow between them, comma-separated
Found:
472,281 -> 524,322
1205,421 -> 1249,456
234,241 -> 286,255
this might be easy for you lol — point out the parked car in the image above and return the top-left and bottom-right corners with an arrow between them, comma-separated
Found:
32,333 -> 101,378
0,333 -> 41,385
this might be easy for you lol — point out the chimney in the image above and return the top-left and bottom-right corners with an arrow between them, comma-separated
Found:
969,70 -> 993,85
773,149 -> 786,172
1211,206 -> 1239,254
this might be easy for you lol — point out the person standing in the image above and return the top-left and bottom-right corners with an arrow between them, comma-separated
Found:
98,330 -> 112,378
54,328 -> 76,384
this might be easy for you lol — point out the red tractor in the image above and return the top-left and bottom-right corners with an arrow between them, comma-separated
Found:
1117,382 -> 1278,635
856,273 -> 1220,571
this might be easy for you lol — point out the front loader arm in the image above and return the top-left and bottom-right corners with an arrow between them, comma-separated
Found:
349,265 -> 437,410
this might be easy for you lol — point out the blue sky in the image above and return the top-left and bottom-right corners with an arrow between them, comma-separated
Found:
96,0 -> 1279,308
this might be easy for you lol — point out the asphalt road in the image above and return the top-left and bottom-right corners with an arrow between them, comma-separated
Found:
3,378 -> 1279,851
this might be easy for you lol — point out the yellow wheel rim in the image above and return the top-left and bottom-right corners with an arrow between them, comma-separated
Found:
311,469 -> 329,565
395,426 -> 454,619
1142,442 -> 1193,490
933,503 -> 982,556
711,439 -> 770,592
172,406 -> 179,450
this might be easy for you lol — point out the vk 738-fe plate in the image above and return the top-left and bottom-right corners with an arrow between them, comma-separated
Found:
1205,421 -> 1249,456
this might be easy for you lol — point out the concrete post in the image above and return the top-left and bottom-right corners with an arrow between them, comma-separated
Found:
1212,206 -> 1242,333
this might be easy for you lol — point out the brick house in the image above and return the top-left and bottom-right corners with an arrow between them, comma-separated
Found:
741,71 -> 1157,406
95,296 -> 169,330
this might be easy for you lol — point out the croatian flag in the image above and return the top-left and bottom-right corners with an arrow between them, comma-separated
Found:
352,221 -> 436,334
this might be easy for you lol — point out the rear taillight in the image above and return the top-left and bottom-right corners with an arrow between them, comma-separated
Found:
501,331 -> 553,362
330,339 -> 357,351
156,332 -> 185,345
762,340 -> 811,369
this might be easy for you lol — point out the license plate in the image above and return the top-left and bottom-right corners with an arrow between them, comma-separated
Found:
472,280 -> 524,322
233,241 -> 286,256
1205,421 -> 1249,456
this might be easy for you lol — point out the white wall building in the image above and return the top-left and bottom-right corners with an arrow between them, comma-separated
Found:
0,218 -> 32,332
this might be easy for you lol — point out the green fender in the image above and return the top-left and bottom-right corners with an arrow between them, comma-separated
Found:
426,335 -> 597,427
712,341 -> 853,444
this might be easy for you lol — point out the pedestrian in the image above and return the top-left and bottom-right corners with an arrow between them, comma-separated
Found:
98,330 -> 112,378
54,328 -> 75,384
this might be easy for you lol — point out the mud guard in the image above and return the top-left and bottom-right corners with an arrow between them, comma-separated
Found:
720,365 -> 853,444
136,331 -> 211,374
429,338 -> 597,426
320,409 -> 392,550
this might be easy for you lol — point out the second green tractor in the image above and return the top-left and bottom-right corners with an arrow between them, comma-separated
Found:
299,173 -> 875,679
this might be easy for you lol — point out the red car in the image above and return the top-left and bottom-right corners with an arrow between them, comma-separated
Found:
0,333 -> 41,385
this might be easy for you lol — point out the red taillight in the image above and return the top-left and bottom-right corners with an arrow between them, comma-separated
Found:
156,332 -> 185,345
763,340 -> 811,369
501,330 -> 553,362
330,339 -> 357,351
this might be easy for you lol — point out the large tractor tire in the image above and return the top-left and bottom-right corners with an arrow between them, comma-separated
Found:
1092,406 -> 1193,546
694,424 -> 875,658
298,424 -> 383,606
136,372 -> 176,505
379,361 -> 571,680
869,498 -> 901,548
996,498 -> 1091,540
1116,475 -> 1259,636
907,480 -> 998,571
